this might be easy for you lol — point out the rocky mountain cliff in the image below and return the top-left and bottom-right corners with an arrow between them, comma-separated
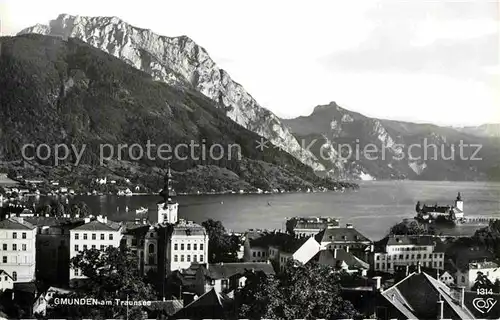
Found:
18,14 -> 324,171
283,102 -> 500,181
0,34 -> 355,193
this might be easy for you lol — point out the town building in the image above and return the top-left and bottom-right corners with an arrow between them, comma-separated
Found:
195,262 -> 275,295
0,269 -> 14,291
285,216 -> 339,236
69,215 -> 123,287
372,235 -> 446,273
456,260 -> 500,290
0,217 -> 37,282
439,271 -> 456,286
157,168 -> 178,224
169,220 -> 209,272
312,248 -> 369,276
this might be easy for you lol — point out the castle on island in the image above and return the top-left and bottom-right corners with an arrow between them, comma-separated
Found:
415,192 -> 464,223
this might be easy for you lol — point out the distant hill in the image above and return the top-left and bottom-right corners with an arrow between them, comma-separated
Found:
0,34 -> 356,193
456,124 -> 500,138
283,102 -> 500,181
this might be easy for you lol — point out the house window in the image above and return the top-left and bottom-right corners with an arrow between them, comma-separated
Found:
100,245 -> 105,250
194,244 -> 197,250
388,263 -> 391,269
3,276 -> 6,281
91,245 -> 96,249
187,255 -> 191,262
92,234 -> 96,240
75,245 -> 79,251
461,276 -> 465,283
181,255 -> 184,262
174,244 -> 178,250
101,234 -> 105,240
12,244 -> 16,251
22,233 -> 26,239
253,252 -> 256,257
22,244 -> 26,251
83,233 -> 87,240
376,263 -> 380,269
150,233 -> 154,238
406,254 -> 409,259
2,256 -> 6,263
109,234 -> 113,240
200,255 -> 204,262
439,261 -> 443,267
194,255 -> 197,262
174,255 -> 178,262
12,232 -> 17,239
83,245 -> 88,250
75,233 -> 79,240
12,272 -> 16,281
257,252 -> 261,257
411,254 -> 415,259
187,244 -> 191,250
423,254 -> 427,259
399,255 -> 403,259
200,244 -> 204,250
149,243 -> 155,254
74,269 -> 79,276
181,244 -> 184,250
2,244 -> 6,250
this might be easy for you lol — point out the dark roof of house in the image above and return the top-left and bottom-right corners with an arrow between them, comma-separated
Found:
123,224 -> 151,237
248,232 -> 310,253
172,288 -> 232,319
381,272 -> 476,320
71,220 -> 121,231
24,216 -> 82,227
146,300 -> 184,315
312,249 -> 369,270
205,262 -> 275,279
0,218 -> 36,230
315,227 -> 371,244
421,205 -> 452,214
13,282 -> 37,294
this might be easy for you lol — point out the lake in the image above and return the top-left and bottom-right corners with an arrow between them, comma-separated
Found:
35,180 -> 500,241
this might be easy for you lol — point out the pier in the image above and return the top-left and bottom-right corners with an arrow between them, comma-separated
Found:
461,216 -> 499,224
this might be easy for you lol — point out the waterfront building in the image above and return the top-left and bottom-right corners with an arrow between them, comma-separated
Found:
0,217 -> 37,282
456,260 -> 500,290
312,248 -> 369,276
285,216 -> 339,236
69,215 -> 123,287
372,235 -> 446,274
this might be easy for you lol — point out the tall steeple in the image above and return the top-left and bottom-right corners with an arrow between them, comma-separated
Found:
157,166 -> 178,225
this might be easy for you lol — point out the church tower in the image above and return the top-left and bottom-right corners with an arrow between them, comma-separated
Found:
157,168 -> 178,224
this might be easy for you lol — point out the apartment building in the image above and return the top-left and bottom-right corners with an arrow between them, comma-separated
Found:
372,235 -> 445,273
0,217 -> 37,282
169,220 -> 209,272
69,216 -> 123,287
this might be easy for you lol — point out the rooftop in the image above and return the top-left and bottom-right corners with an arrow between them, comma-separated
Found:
0,217 -> 36,230
206,262 -> 275,279
248,231 -> 310,253
71,219 -> 121,232
172,221 -> 207,236
312,249 -> 369,270
468,261 -> 499,270
315,226 -> 371,244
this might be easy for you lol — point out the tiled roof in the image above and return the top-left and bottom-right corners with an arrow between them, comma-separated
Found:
71,220 -> 121,231
376,235 -> 446,253
313,249 -> 369,270
206,262 -> 275,279
147,300 -> 184,315
381,272 -> 476,320
24,216 -> 81,227
172,288 -> 233,319
315,227 -> 371,244
248,232 -> 309,253
0,218 -> 36,230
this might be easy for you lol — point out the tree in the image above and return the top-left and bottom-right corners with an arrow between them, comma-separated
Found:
48,246 -> 154,319
202,219 -> 240,263
238,260 -> 360,319
472,271 -> 494,292
389,219 -> 434,236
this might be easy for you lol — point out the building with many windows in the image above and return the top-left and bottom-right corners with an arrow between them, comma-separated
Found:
69,215 -> 123,287
456,260 -> 500,290
0,217 -> 37,282
372,235 -> 446,273
169,220 -> 209,272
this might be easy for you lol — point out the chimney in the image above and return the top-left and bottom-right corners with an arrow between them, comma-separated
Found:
437,269 -> 440,281
345,246 -> 349,253
460,286 -> 465,307
372,276 -> 382,291
437,299 -> 444,319
405,265 -> 410,277
333,248 -> 338,259
417,261 -> 421,274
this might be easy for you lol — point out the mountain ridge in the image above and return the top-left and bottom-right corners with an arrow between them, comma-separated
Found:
18,14 -> 325,172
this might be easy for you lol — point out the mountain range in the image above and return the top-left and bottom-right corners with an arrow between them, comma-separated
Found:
4,14 -> 500,183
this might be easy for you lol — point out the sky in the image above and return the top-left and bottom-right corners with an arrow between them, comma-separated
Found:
1,0 -> 499,126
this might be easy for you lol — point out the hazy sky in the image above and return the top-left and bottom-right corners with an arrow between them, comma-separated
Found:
1,0 -> 499,126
